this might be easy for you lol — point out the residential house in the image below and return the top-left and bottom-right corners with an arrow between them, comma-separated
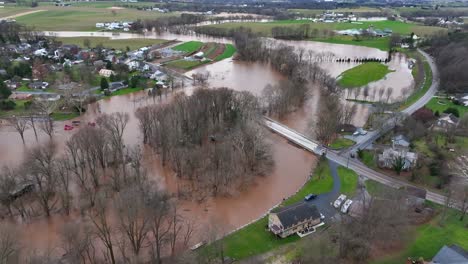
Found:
392,134 -> 411,150
0,69 -> 6,76
99,69 -> 115,78
268,202 -> 321,238
431,244 -> 468,264
454,94 -> 468,107
433,113 -> 460,131
150,70 -> 166,80
9,93 -> 32,100
108,81 -> 127,92
378,148 -> 418,170
4,80 -> 20,90
29,81 -> 49,90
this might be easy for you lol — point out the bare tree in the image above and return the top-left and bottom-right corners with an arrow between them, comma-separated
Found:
60,222 -> 97,264
385,87 -> 394,103
148,191 -> 172,264
89,194 -> 117,264
25,143 -> 58,217
35,100 -> 58,139
56,158 -> 73,215
9,116 -> 28,144
0,223 -> 20,263
115,186 -> 151,259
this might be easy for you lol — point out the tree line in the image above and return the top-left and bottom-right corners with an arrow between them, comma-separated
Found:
426,32 -> 468,94
136,88 -> 273,198
0,112 -> 199,263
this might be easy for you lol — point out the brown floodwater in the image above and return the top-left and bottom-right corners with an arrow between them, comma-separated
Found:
0,33 -> 414,255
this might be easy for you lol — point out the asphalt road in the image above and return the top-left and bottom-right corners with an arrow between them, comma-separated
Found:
263,49 -> 449,207
345,48 -> 439,154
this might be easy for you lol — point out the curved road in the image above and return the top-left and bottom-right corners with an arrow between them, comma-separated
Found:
264,48 -> 451,207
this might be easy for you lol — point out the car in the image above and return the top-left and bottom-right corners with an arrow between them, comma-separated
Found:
64,124 -> 74,131
72,120 -> 81,127
304,194 -> 317,201
341,199 -> 353,214
333,194 -> 347,208
320,213 -> 325,220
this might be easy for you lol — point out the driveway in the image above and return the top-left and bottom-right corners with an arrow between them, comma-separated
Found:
304,160 -> 341,220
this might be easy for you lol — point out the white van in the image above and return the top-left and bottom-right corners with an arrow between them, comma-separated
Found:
341,199 -> 353,214
333,194 -> 347,209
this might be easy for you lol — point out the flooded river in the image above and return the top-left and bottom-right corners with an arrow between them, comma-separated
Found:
0,30 -> 415,255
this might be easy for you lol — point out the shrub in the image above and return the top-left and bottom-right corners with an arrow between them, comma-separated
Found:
0,100 -> 16,110
443,107 -> 460,117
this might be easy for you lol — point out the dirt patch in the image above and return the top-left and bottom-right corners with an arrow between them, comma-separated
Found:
107,6 -> 125,10
0,9 -> 46,19
208,44 -> 225,60
200,43 -> 226,60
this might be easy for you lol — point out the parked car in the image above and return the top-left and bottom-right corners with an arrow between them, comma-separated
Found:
304,194 -> 317,201
341,199 -> 353,214
333,194 -> 347,208
320,213 -> 325,220
64,124 -> 74,131
72,120 -> 81,126
353,128 -> 368,136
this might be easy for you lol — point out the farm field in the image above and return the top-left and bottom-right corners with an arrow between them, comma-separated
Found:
289,7 -> 382,16
337,62 -> 393,88
13,5 -> 177,31
166,42 -> 236,70
202,20 -> 446,38
313,36 -> 390,51
56,37 -> 168,50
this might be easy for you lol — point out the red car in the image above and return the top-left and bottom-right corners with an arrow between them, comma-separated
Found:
64,124 -> 74,131
88,122 -> 96,127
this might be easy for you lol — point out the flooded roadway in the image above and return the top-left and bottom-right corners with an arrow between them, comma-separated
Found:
0,31 -> 415,254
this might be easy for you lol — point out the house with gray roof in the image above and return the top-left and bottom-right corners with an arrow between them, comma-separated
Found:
268,202 -> 321,238
431,244 -> 468,264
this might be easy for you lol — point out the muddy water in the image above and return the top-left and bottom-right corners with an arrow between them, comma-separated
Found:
1,32 -> 414,255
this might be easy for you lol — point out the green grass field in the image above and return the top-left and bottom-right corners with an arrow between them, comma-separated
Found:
337,166 -> 359,196
289,7 -> 382,16
360,150 -> 377,169
218,160 -> 333,260
165,59 -> 208,70
313,36 -> 390,51
425,97 -> 467,117
56,37 -> 167,50
400,57 -> 432,110
338,62 -> 393,88
215,44 -> 237,61
14,5 -> 177,31
373,204 -> 468,264
51,112 -> 80,121
329,137 -> 355,149
203,20 -> 445,39
172,41 -> 203,53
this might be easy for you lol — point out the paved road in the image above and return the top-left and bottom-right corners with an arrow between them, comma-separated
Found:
264,118 -> 448,206
305,160 -> 341,220
345,49 -> 439,154
263,49 -> 448,207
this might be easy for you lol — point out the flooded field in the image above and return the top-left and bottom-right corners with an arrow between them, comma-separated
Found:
0,31 -> 415,255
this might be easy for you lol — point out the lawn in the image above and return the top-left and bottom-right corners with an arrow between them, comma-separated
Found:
51,112 -> 80,121
218,160 -> 333,260
215,44 -> 236,61
56,37 -> 167,50
329,137 -> 355,149
425,97 -> 467,118
0,99 -> 30,118
337,166 -> 359,196
364,179 -> 393,197
15,5 -> 177,31
172,41 -> 203,53
337,62 -> 393,88
313,36 -> 390,51
400,59 -> 432,110
372,206 -> 468,264
360,150 -> 377,169
165,59 -> 208,70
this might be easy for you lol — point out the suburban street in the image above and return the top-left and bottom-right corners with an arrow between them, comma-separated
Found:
264,49 -> 449,207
